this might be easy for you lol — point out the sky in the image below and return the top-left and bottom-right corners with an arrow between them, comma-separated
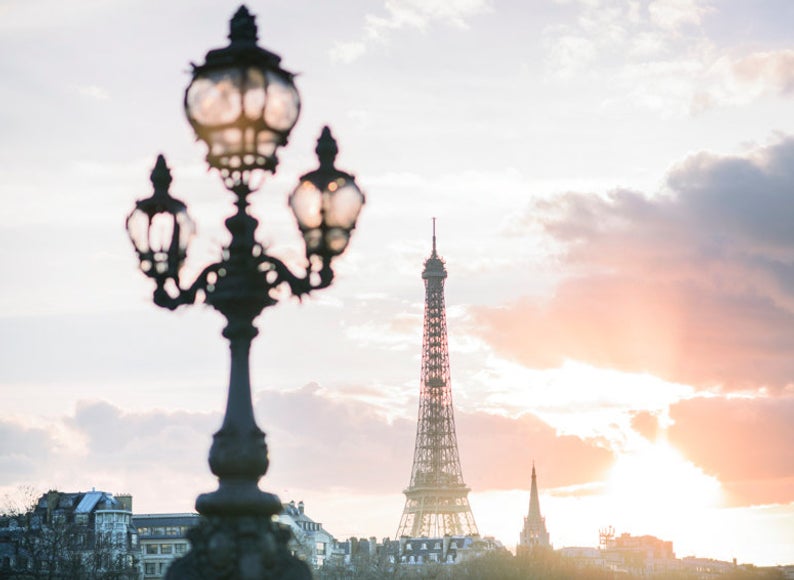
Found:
1,0 -> 794,567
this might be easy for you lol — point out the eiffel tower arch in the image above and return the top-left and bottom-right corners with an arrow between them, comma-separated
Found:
396,221 -> 479,539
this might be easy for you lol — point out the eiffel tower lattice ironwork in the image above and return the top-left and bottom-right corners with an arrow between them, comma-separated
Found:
396,220 -> 479,538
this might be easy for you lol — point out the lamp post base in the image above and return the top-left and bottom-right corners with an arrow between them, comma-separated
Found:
165,515 -> 312,580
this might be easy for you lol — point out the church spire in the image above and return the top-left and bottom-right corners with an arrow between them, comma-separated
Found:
518,462 -> 550,551
528,463 -> 541,521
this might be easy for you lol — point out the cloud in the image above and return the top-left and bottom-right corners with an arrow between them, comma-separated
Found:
630,410 -> 660,441
692,49 -> 794,113
1,380 -> 595,502
474,136 -> 794,391
255,382 -> 613,494
70,401 -> 213,471
457,411 -> 613,491
541,0 -> 708,67
330,0 -> 492,63
648,0 -> 711,31
668,395 -> 794,506
0,385 -> 612,503
254,383 -> 415,493
329,41 -> 367,65
540,1 -> 794,116
731,49 -> 794,97
0,420 -> 59,484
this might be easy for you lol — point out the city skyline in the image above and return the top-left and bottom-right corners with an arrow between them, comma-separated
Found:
1,0 -> 793,567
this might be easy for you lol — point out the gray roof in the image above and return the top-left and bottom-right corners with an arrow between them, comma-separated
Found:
75,492 -> 105,514
132,514 -> 199,528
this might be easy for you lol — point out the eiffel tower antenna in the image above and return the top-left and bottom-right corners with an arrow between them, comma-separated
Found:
432,216 -> 437,254
396,220 -> 479,538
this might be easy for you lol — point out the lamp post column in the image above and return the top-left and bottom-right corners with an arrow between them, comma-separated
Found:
127,7 -> 365,579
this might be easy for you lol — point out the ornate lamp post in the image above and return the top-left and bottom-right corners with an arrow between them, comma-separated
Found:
126,6 -> 364,579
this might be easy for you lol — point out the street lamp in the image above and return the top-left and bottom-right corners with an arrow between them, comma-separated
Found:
126,6 -> 364,579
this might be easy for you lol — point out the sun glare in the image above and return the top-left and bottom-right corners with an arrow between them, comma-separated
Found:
606,440 -> 723,533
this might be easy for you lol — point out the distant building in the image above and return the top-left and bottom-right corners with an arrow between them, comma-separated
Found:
517,464 -> 551,552
278,500 -> 335,568
133,513 -> 199,578
560,529 -> 760,578
399,535 -> 502,565
678,556 -> 737,577
0,489 -> 140,578
559,545 -> 604,567
600,530 -> 677,576
321,534 -> 503,573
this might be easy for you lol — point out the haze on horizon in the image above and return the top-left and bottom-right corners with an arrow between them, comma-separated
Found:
1,0 -> 793,567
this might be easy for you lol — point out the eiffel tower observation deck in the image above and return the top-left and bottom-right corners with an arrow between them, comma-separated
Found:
396,220 -> 479,538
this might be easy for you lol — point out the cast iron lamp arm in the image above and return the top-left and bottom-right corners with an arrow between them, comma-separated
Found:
152,262 -> 224,311
257,253 -> 334,299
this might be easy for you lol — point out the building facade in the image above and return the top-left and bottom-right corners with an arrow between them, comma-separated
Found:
278,500 -> 335,569
0,489 -> 140,578
133,513 -> 199,578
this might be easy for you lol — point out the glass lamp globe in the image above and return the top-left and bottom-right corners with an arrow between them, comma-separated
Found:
126,155 -> 195,281
289,127 -> 365,258
184,5 -> 300,178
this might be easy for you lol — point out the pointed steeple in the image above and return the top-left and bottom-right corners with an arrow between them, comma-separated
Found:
528,463 -> 542,522
518,462 -> 550,551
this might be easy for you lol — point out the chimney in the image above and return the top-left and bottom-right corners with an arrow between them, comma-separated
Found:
298,501 -> 304,515
116,495 -> 133,512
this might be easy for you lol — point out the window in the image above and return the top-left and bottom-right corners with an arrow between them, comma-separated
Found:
161,543 -> 173,554
146,544 -> 158,554
144,563 -> 156,575
175,543 -> 187,554
316,542 -> 325,555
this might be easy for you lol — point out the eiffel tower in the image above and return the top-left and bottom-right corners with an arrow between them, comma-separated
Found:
396,220 -> 479,538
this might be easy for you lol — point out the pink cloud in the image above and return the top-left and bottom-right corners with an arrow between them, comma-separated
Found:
457,410 -> 613,491
668,395 -> 794,506
474,137 -> 794,391
257,384 -> 611,495
732,50 -> 794,97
